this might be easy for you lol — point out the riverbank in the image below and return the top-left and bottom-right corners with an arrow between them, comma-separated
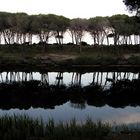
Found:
0,115 -> 140,140
0,45 -> 140,72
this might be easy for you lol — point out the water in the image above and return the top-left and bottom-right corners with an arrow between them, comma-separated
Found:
1,104 -> 140,125
0,71 -> 138,87
0,71 -> 140,125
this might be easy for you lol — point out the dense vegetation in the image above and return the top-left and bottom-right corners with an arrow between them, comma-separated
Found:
123,0 -> 140,16
0,115 -> 140,140
0,12 -> 140,46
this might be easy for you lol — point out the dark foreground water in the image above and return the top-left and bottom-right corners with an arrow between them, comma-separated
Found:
0,71 -> 140,125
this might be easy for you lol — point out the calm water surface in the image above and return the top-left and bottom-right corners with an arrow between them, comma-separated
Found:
0,71 -> 140,125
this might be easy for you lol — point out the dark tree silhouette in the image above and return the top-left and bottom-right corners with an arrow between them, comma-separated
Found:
0,11 -> 140,46
123,0 -> 140,16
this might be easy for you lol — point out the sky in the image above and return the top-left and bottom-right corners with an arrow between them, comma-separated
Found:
0,0 -> 130,18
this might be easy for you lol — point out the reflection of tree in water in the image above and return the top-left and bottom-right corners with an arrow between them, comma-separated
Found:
40,73 -> 49,87
107,78 -> 140,108
0,71 -> 139,109
0,72 -> 139,88
69,102 -> 86,110
71,72 -> 82,86
55,72 -> 63,86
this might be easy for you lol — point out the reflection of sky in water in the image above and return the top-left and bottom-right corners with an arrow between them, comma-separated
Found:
0,102 -> 140,125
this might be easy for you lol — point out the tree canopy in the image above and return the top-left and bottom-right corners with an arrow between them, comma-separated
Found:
123,0 -> 140,16
0,11 -> 140,46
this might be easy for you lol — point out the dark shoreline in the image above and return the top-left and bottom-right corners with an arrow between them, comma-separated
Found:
0,61 -> 140,72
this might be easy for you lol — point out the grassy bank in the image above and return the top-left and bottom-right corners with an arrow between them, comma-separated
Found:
0,115 -> 140,140
0,44 -> 140,71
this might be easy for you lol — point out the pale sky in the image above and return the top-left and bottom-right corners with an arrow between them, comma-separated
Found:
0,0 -> 130,18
